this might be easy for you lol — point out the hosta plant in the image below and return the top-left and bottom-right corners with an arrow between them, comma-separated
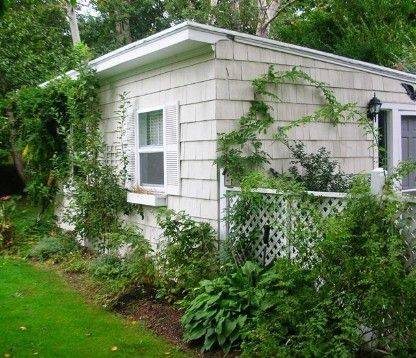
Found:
181,261 -> 263,352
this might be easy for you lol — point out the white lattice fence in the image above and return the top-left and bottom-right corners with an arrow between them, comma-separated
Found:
401,199 -> 416,267
225,189 -> 347,265
226,188 -> 416,266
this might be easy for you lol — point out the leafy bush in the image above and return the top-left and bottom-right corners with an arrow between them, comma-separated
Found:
90,225 -> 154,307
272,141 -> 351,192
91,254 -> 125,280
182,261 -> 262,352
29,234 -> 79,262
66,165 -> 137,247
241,178 -> 416,356
156,209 -> 219,301
0,195 -> 16,249
186,177 -> 416,355
60,251 -> 90,274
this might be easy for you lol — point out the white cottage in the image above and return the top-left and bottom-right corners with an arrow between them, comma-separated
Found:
81,21 -> 416,244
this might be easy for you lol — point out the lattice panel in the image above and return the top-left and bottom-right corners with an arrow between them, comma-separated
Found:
401,202 -> 416,267
227,190 -> 416,267
105,144 -> 121,168
226,191 -> 347,266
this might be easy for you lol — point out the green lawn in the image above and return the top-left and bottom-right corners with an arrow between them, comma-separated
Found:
0,257 -> 190,358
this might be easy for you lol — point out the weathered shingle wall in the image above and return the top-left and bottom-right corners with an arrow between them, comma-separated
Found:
99,46 -> 219,245
213,40 -> 411,174
98,38 -> 414,244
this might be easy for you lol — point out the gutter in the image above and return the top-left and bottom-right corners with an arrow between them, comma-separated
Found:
42,21 -> 416,87
185,21 -> 416,83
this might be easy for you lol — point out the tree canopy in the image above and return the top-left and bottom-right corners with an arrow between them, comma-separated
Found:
79,0 -> 168,58
270,0 -> 416,72
0,0 -> 73,97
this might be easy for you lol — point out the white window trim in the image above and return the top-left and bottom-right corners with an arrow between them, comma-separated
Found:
135,105 -> 166,193
379,103 -> 416,174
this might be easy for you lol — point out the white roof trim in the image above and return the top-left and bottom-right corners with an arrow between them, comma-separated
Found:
184,21 -> 416,83
44,21 -> 416,85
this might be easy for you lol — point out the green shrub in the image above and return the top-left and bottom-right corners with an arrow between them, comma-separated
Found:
0,195 -> 16,249
241,178 -> 416,356
60,251 -> 90,274
182,261 -> 262,352
66,164 -> 137,247
184,177 -> 416,355
271,141 -> 351,192
91,254 -> 124,280
90,225 -> 154,307
29,234 -> 78,262
156,209 -> 219,301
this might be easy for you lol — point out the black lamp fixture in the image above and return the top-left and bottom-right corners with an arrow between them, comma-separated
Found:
367,92 -> 382,120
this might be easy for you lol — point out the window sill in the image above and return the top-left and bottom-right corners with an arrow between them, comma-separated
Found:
127,192 -> 166,207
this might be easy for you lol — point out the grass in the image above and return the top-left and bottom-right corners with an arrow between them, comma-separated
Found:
0,256 -> 190,358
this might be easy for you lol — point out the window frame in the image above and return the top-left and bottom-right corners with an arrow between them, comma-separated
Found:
135,106 -> 166,192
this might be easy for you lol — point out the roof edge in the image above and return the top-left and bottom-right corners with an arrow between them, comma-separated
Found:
42,21 -> 416,87
184,21 -> 416,83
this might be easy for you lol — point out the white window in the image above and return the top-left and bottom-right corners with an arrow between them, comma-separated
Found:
137,108 -> 165,188
125,103 -> 180,196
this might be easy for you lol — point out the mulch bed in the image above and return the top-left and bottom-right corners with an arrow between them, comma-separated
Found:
117,299 -> 186,348
116,299 -> 238,358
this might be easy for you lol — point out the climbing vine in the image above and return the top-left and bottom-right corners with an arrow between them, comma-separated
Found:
0,62 -> 136,247
216,66 -> 368,183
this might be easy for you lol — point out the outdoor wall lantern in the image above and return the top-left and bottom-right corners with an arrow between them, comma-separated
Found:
367,92 -> 382,120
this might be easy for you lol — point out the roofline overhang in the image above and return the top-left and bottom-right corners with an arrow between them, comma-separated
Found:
44,21 -> 416,85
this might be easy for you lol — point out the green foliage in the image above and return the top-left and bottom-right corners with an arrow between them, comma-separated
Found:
394,40 -> 416,74
216,99 -> 274,183
181,261 -> 262,352
81,0 -> 169,58
3,197 -> 55,257
165,0 -> 259,34
156,209 -> 219,301
1,64 -> 135,250
66,164 -> 134,244
216,66 -> 364,184
91,254 -> 125,279
188,176 -> 416,355
60,250 -> 90,274
29,234 -> 79,262
241,178 -> 416,356
0,195 -> 16,248
279,141 -> 351,192
10,83 -> 70,207
271,0 -> 416,71
90,226 -> 154,307
0,0 -> 8,17
0,0 -> 73,97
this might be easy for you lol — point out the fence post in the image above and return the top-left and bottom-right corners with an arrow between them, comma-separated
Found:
370,168 -> 386,195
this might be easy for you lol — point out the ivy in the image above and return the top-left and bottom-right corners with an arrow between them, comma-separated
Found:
6,82 -> 71,210
216,66 -> 367,183
0,62 -> 137,247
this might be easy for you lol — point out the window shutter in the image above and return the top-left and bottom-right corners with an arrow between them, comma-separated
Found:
124,108 -> 137,189
164,103 -> 180,195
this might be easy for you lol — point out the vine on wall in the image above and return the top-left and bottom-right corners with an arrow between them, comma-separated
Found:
0,63 -> 136,247
216,66 -> 369,184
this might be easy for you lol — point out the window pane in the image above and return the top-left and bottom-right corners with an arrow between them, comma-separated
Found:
378,111 -> 388,169
140,152 -> 164,186
139,110 -> 163,147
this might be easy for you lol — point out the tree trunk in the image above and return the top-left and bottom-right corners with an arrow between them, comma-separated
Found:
6,109 -> 25,184
256,0 -> 279,37
115,19 -> 132,44
66,3 -> 81,45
